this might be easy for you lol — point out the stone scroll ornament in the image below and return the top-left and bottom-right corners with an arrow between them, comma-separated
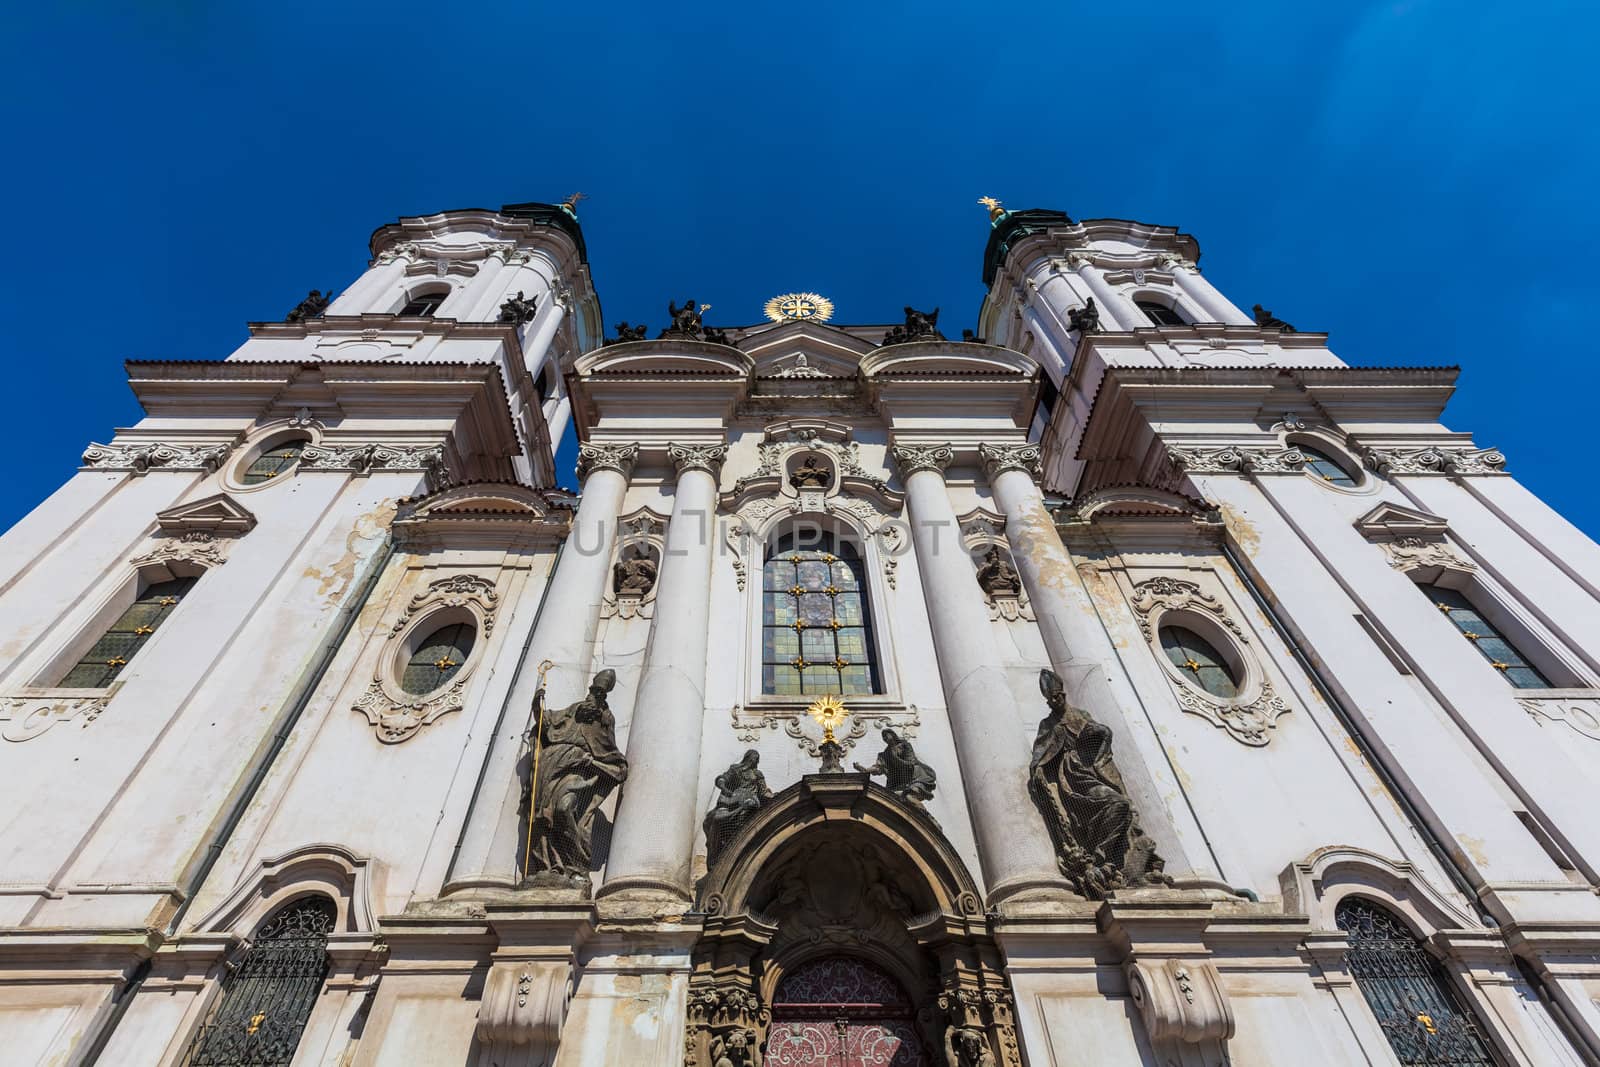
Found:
519,669 -> 629,886
703,749 -> 774,865
1029,669 -> 1171,899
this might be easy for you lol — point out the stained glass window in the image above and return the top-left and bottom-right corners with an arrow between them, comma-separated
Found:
59,576 -> 197,688
1300,444 -> 1358,487
762,532 -> 879,696
1336,897 -> 1499,1065
1160,624 -> 1240,699
183,895 -> 336,1067
399,622 -> 476,694
1418,582 -> 1549,689
241,440 -> 306,485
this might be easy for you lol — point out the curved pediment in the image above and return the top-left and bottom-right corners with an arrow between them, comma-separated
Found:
575,339 -> 753,378
738,320 -> 876,379
860,340 -> 1036,378
401,481 -> 569,517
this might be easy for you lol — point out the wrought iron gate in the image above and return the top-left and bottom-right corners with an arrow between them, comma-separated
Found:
1336,897 -> 1499,1066
182,895 -> 336,1066
765,956 -> 931,1067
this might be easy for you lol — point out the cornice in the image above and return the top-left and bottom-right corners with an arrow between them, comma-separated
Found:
367,202 -> 587,266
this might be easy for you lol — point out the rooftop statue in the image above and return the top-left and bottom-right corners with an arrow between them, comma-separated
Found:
285,289 -> 331,323
521,669 -> 629,884
1253,304 -> 1297,332
1029,668 -> 1169,898
1067,297 -> 1100,334
604,321 -> 649,345
497,290 -> 538,325
881,305 -> 944,347
663,299 -> 707,340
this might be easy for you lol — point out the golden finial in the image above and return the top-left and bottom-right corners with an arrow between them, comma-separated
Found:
978,196 -> 1006,223
561,192 -> 588,216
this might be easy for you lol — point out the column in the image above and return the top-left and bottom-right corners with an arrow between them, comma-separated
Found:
599,442 -> 726,901
890,443 -> 1066,904
1166,260 -> 1253,325
1067,254 -> 1136,330
444,443 -> 637,894
522,284 -> 571,380
326,254 -> 410,315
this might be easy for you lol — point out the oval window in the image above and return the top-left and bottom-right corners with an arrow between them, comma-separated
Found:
1160,625 -> 1240,698
400,622 -> 476,694
1298,444 -> 1357,487
242,439 -> 307,485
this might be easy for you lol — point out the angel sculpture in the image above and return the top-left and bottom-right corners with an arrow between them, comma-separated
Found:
855,728 -> 937,807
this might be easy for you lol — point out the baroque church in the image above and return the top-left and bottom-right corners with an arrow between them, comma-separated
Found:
2,196 -> 1599,1067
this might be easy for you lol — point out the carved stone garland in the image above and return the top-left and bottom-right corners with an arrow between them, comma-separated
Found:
1130,576 -> 1290,747
354,574 -> 499,743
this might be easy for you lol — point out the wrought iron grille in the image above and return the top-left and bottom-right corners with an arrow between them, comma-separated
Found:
182,895 -> 336,1067
1336,897 -> 1499,1066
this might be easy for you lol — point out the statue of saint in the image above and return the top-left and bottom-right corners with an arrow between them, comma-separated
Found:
1067,298 -> 1100,334
612,544 -> 658,597
944,1025 -> 996,1067
855,728 -> 937,807
975,545 -> 1021,598
521,669 -> 629,880
703,749 -> 773,862
285,289 -> 331,323
498,290 -> 538,325
664,299 -> 706,338
1252,304 -> 1297,332
788,453 -> 833,490
1029,669 -> 1166,897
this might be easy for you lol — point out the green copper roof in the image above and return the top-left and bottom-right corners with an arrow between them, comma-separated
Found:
981,208 -> 1073,286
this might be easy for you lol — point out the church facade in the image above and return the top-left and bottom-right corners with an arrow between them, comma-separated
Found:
2,199 -> 1598,1066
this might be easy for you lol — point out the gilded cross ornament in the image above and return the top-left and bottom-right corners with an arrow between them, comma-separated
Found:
763,292 -> 835,323
978,196 -> 1006,222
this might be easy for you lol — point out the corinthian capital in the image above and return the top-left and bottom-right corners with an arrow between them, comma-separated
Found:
979,443 -> 1042,481
667,442 -> 728,476
890,443 -> 955,478
576,442 -> 639,481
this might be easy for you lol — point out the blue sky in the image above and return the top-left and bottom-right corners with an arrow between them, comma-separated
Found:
1,2 -> 1593,534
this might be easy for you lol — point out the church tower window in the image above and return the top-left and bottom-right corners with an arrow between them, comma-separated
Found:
58,576 -> 197,688
1299,444 -> 1359,487
1335,897 -> 1499,1065
182,895 -> 336,1067
1136,298 -> 1188,326
240,439 -> 307,485
399,290 -> 446,317
1418,582 -> 1550,689
399,622 -> 476,695
762,531 -> 880,696
1160,624 -> 1240,698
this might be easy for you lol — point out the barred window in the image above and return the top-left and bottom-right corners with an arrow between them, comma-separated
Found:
1419,582 -> 1549,689
400,622 -> 475,694
59,576 -> 197,688
1160,624 -> 1240,699
1299,444 -> 1358,487
1136,299 -> 1188,326
399,291 -> 446,317
241,440 -> 306,485
183,895 -> 336,1067
1336,897 -> 1499,1065
762,532 -> 880,696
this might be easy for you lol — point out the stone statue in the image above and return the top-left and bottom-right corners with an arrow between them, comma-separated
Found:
882,305 -> 945,347
604,321 -> 650,345
709,1027 -> 762,1067
975,545 -> 1021,598
1029,669 -> 1168,898
788,453 -> 833,490
1252,304 -> 1297,332
612,543 -> 658,597
498,290 -> 538,325
1067,298 -> 1100,334
944,1025 -> 996,1067
285,289 -> 331,323
703,749 -> 773,863
961,328 -> 984,344
855,728 -> 937,808
664,299 -> 706,339
521,669 -> 629,881
703,325 -> 733,346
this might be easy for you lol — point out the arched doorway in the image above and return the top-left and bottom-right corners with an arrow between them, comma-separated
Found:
766,956 -> 931,1066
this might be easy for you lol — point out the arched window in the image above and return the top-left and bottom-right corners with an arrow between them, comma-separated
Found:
1418,582 -> 1549,689
1335,897 -> 1499,1065
767,956 -> 931,1066
399,291 -> 446,317
183,895 -> 336,1067
1136,299 -> 1188,326
762,531 -> 880,696
1160,624 -> 1240,698
241,439 -> 306,485
400,622 -> 475,694
58,576 -> 197,688
1299,444 -> 1358,487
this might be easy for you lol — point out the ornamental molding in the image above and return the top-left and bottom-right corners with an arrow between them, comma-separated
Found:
130,531 -> 237,570
727,427 -> 897,507
669,442 -> 729,476
0,688 -> 115,742
355,573 -> 500,743
889,443 -> 954,477
1126,958 -> 1234,1049
1379,536 -> 1475,573
1517,695 -> 1600,743
1155,252 -> 1199,273
958,510 -> 1034,622
1362,445 -> 1507,476
1351,502 -> 1473,572
1168,445 -> 1305,476
154,493 -> 258,536
576,441 -> 640,480
299,442 -> 446,479
730,490 -> 905,594
1131,575 -> 1289,747
82,441 -> 233,474
374,241 -> 422,264
978,442 -> 1042,481
730,703 -> 920,758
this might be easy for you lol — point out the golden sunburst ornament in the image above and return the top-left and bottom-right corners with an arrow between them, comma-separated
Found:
807,694 -> 849,743
764,292 -> 835,323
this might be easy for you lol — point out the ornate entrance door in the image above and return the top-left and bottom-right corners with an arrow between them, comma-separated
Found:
765,956 -> 932,1067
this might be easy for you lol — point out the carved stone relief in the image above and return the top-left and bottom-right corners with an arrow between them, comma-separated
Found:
959,512 -> 1034,622
1380,536 -> 1476,573
603,511 -> 665,619
1168,444 -> 1306,475
729,704 -> 921,757
1363,446 -> 1508,476
82,441 -> 233,473
130,531 -> 237,570
0,691 -> 114,742
1518,695 -> 1600,742
299,442 -> 446,479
